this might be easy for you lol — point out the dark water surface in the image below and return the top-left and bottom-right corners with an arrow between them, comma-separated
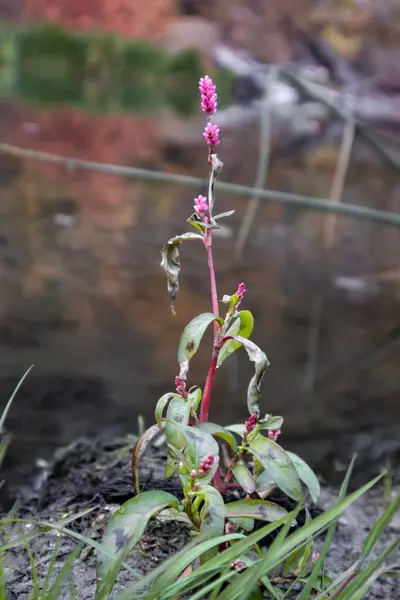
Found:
0,24 -> 399,497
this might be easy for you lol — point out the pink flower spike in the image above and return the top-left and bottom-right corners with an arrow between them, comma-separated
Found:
203,123 -> 220,146
199,75 -> 218,115
194,194 -> 208,217
236,282 -> 246,309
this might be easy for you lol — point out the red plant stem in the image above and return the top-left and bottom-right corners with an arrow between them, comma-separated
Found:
199,336 -> 232,424
199,344 -> 218,423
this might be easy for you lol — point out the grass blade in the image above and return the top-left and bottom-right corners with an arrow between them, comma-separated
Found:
298,457 -> 358,599
361,492 -> 400,560
0,365 -> 33,431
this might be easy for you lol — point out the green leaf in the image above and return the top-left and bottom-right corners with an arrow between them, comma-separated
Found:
214,210 -> 235,220
286,452 -> 321,504
229,516 -> 255,531
160,233 -> 203,315
233,336 -> 269,417
156,508 -> 194,528
282,543 -> 312,576
155,393 -> 182,429
230,462 -> 256,494
255,470 -> 275,493
197,422 -> 238,452
187,386 -> 202,411
178,312 -> 219,379
165,422 -> 219,484
226,424 -> 246,437
225,500 -> 289,523
261,416 -> 283,430
248,434 -> 303,501
98,491 -> 179,588
218,310 -> 254,367
165,397 -> 191,477
196,485 -> 226,560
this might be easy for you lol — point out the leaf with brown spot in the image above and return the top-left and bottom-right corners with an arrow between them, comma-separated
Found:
177,312 -> 220,379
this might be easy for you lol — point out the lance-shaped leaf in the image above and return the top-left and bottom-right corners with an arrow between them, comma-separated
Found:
229,516 -> 255,531
132,424 -> 163,494
165,396 -> 191,478
213,210 -> 235,221
260,415 -> 283,430
156,508 -> 194,528
226,423 -> 246,437
286,452 -> 321,504
255,470 -> 275,494
98,491 -> 179,586
187,386 -> 202,411
233,336 -> 270,418
178,313 -> 220,379
225,500 -> 289,523
166,422 -> 219,484
155,393 -> 182,429
196,485 -> 226,560
218,310 -> 254,367
160,233 -> 203,315
248,434 -> 303,502
230,462 -> 255,494
197,422 -> 238,452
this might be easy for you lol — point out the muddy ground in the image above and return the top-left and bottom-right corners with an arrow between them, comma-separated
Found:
2,436 -> 400,599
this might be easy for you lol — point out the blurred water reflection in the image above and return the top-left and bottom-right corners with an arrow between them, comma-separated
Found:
0,23 -> 399,494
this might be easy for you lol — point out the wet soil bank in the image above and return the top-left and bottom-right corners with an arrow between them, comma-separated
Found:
3,436 -> 400,599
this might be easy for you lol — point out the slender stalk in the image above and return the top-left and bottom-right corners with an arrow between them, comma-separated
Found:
199,345 -> 219,423
204,229 -> 219,339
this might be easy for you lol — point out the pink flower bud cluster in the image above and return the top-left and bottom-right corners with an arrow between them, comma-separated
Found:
236,282 -> 246,309
199,75 -> 217,115
203,122 -> 220,146
268,429 -> 281,442
175,376 -> 187,398
198,454 -> 214,475
199,75 -> 220,147
194,194 -> 208,217
243,413 -> 257,437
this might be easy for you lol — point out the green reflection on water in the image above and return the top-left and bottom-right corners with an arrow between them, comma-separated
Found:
0,23 -> 235,114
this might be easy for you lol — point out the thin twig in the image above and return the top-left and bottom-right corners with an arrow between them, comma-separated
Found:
235,67 -> 276,259
304,102 -> 356,393
1,143 -> 400,226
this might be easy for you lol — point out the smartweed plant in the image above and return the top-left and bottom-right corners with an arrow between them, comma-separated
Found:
98,74 -> 321,588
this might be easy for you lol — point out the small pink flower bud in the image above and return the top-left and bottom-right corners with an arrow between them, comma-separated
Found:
198,468 -> 205,475
199,75 -> 218,115
268,429 -> 281,442
175,376 -> 187,398
193,194 -> 208,217
312,552 -> 320,562
192,482 -> 200,490
190,470 -> 197,478
244,413 -> 257,434
203,123 -> 220,146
